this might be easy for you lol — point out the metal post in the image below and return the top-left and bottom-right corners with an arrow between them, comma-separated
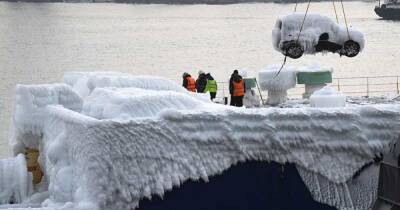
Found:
254,78 -> 265,105
222,82 -> 225,99
366,77 -> 370,97
222,83 -> 228,105
337,78 -> 340,91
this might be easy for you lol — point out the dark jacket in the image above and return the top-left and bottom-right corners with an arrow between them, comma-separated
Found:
182,75 -> 191,89
196,73 -> 207,93
229,73 -> 246,95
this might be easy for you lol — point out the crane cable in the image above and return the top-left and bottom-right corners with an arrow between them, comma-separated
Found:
332,0 -> 339,23
274,0 -> 312,78
273,56 -> 287,78
274,0 -> 351,78
340,0 -> 351,40
296,0 -> 312,41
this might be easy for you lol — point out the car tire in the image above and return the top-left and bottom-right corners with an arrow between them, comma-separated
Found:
342,40 -> 361,57
281,41 -> 304,59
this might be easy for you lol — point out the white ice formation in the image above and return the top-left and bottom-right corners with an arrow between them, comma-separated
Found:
272,14 -> 365,54
2,72 -> 400,210
297,63 -> 333,73
310,86 -> 346,108
10,84 -> 83,155
243,89 -> 261,108
242,77 -> 261,108
82,88 -> 207,119
258,65 -> 297,105
0,154 -> 33,204
63,72 -> 189,98
298,164 -> 379,210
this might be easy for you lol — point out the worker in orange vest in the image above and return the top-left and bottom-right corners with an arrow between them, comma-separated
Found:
229,70 -> 246,107
182,72 -> 197,92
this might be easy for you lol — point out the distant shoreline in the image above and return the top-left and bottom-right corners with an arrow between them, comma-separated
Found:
0,0 -> 374,4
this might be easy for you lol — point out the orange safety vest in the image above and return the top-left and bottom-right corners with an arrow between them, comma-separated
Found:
233,80 -> 245,96
186,77 -> 196,92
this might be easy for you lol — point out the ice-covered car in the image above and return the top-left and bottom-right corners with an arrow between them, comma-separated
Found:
272,14 -> 365,59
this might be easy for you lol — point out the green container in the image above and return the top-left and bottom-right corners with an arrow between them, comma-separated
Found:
244,78 -> 257,89
297,71 -> 332,85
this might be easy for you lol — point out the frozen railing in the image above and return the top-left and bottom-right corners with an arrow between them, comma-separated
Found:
215,75 -> 400,102
332,76 -> 400,97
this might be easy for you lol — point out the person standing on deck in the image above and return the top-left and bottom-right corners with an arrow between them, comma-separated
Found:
229,70 -> 245,107
182,72 -> 196,92
196,71 -> 207,93
204,73 -> 218,101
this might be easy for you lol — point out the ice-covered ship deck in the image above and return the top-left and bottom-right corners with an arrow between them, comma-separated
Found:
1,72 -> 400,210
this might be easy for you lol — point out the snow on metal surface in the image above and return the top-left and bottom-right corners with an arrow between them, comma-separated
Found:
82,87 -> 212,119
272,14 -> 365,55
43,104 -> 400,210
310,86 -> 346,108
258,65 -> 297,91
3,72 -> 400,210
63,72 -> 188,98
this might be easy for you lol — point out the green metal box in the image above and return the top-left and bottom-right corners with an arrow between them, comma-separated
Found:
244,78 -> 257,89
297,71 -> 332,85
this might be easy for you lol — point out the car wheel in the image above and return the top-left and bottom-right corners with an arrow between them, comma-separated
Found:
342,40 -> 360,57
281,41 -> 304,59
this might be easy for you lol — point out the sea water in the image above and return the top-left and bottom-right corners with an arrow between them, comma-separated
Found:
1,1 -> 400,157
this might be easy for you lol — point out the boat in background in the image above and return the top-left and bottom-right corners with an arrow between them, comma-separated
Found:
375,0 -> 400,20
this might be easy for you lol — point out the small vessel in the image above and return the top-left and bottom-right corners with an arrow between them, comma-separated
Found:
375,0 -> 400,20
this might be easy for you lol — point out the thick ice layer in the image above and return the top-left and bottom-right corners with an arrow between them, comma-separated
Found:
258,65 -> 296,105
82,88 -> 210,119
6,73 -> 400,210
298,164 -> 379,210
39,104 -> 400,210
258,65 -> 297,91
298,63 -> 333,73
63,72 -> 188,98
0,154 -> 33,204
11,84 -> 83,154
310,86 -> 346,107
243,90 -> 261,108
272,14 -> 365,54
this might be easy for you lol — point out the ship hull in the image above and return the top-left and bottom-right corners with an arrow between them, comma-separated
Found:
137,161 -> 337,210
375,6 -> 400,19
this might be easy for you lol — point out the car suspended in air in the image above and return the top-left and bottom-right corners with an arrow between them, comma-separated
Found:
272,14 -> 365,59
